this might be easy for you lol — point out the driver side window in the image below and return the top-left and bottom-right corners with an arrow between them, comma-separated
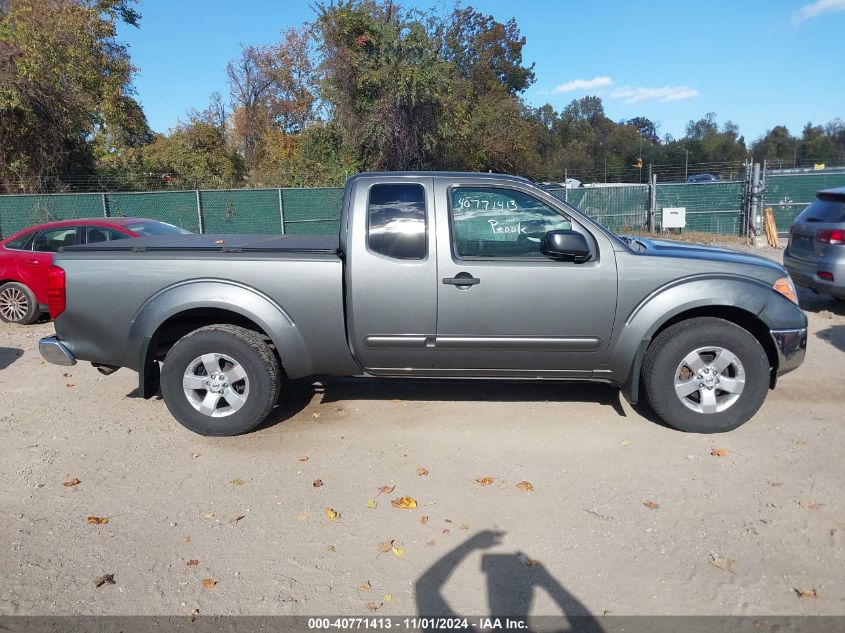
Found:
450,187 -> 572,258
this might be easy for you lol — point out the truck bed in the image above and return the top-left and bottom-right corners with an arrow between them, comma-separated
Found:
62,233 -> 340,254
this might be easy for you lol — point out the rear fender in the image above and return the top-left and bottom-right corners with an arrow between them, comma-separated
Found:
128,279 -> 313,396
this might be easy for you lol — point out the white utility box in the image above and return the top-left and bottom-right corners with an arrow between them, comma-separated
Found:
662,207 -> 686,229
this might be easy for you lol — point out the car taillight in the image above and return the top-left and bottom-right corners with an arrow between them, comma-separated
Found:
47,265 -> 66,319
819,271 -> 835,281
817,229 -> 845,244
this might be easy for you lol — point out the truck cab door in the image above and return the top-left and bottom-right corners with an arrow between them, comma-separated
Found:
433,181 -> 618,376
344,176 -> 438,372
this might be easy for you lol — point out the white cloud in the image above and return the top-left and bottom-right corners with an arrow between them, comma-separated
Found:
542,76 -> 613,95
791,0 -> 845,26
610,86 -> 700,104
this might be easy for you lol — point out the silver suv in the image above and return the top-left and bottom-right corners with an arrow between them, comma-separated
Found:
784,187 -> 845,300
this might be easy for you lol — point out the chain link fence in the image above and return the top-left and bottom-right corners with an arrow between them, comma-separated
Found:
0,187 -> 345,238
3,168 -> 845,240
763,169 -> 845,232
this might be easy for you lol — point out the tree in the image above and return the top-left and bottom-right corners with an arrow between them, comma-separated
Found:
226,27 -> 317,172
0,0 -> 145,191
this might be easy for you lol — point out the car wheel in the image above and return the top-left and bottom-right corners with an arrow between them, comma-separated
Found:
642,317 -> 770,433
0,282 -> 40,325
160,324 -> 280,436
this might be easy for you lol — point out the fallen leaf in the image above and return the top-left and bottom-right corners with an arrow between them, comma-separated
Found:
230,515 -> 245,523
365,499 -> 378,509
416,467 -> 429,477
420,515 -> 429,525
445,518 -> 453,523
378,540 -> 395,554
182,536 -> 191,543
391,496 -> 417,509
516,481 -> 534,492
312,412 -> 321,419
520,556 -> 539,567
63,372 -> 72,378
795,588 -> 818,599
383,594 -> 392,602
324,508 -> 340,521
710,448 -> 729,457
63,478 -> 81,487
94,574 -> 115,587
191,452 -> 201,459
392,546 -> 404,557
799,500 -> 822,510
476,477 -> 494,486
377,485 -> 395,495
425,540 -> 436,547
186,559 -> 199,566
458,523 -> 470,530
296,512 -> 309,521
190,608 -> 199,622
313,479 -> 324,488
298,455 -> 309,462
327,545 -> 336,553
365,602 -> 382,612
441,528 -> 450,535
87,516 -> 108,525
201,512 -> 214,520
65,383 -> 75,388
359,581 -> 371,591
201,579 -> 217,589
619,439 -> 632,446
709,554 -> 736,573
643,500 -> 660,510
229,478 -> 244,486
391,398 -> 402,403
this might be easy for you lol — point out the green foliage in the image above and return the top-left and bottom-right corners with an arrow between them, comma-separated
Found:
0,0 -> 148,191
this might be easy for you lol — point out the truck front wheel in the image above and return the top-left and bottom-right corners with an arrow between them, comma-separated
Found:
642,317 -> 770,433
160,325 -> 280,436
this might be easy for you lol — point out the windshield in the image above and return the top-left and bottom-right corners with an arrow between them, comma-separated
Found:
126,221 -> 192,236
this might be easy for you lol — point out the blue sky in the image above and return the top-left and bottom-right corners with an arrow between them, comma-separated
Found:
119,0 -> 845,142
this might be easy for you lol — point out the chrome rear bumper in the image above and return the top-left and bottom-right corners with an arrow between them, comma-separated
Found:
771,328 -> 807,376
39,336 -> 77,366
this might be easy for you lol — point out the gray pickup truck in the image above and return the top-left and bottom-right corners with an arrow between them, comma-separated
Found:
39,172 -> 807,436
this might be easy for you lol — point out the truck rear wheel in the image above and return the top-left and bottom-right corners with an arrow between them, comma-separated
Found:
160,325 -> 280,436
642,317 -> 770,433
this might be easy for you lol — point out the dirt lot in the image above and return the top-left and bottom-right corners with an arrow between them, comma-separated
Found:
1,243 -> 844,618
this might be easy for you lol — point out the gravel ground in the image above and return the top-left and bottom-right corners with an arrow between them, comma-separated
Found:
1,242 -> 844,618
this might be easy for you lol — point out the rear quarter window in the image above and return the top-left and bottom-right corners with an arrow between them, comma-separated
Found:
797,197 -> 845,223
367,184 -> 427,260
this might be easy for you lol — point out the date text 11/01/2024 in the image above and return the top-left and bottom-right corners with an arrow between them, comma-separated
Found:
307,617 -> 528,630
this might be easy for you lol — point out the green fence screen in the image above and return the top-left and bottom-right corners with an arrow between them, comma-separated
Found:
2,171 -> 845,240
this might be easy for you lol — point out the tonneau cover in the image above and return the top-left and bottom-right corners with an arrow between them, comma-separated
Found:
62,233 -> 340,254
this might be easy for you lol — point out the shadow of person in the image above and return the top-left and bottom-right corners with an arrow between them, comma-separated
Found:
0,346 -> 24,371
416,530 -> 604,633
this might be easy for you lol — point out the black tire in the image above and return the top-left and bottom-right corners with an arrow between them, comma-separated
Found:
642,317 -> 770,434
160,324 -> 280,436
0,282 -> 40,325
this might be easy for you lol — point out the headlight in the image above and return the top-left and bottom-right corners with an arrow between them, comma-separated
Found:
773,276 -> 798,304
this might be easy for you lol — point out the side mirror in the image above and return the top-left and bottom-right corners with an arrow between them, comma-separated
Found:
541,230 -> 591,262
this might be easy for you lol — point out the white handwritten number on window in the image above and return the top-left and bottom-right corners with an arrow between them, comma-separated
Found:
457,196 -> 518,211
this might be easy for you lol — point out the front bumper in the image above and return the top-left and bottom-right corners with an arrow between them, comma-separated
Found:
770,328 -> 807,376
39,336 -> 77,366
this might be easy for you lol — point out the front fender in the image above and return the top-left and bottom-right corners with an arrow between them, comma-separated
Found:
128,278 -> 314,380
611,275 -> 775,399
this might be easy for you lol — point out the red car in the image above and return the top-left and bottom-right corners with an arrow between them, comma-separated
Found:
0,218 -> 190,324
